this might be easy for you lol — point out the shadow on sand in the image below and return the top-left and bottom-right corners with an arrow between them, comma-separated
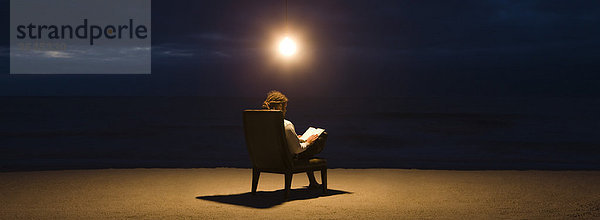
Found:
196,187 -> 351,209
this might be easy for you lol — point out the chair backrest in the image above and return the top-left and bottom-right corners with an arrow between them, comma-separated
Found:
242,110 -> 293,171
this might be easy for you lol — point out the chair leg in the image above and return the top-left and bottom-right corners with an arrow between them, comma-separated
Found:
284,172 -> 293,199
321,168 -> 327,194
306,171 -> 317,185
252,168 -> 260,194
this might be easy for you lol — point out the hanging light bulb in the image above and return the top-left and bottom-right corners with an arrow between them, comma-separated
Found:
277,0 -> 297,58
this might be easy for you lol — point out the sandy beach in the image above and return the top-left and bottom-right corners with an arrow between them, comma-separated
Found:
1,168 -> 599,219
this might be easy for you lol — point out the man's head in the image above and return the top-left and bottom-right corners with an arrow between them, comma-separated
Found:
262,90 -> 288,116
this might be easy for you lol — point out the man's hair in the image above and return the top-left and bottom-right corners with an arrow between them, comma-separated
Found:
262,90 -> 288,109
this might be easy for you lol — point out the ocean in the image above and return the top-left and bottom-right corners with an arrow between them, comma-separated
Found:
1,96 -> 599,170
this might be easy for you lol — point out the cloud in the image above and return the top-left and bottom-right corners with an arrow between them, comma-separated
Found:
39,51 -> 73,58
213,51 -> 231,58
152,43 -> 246,61
9,45 -> 151,73
154,46 -> 195,57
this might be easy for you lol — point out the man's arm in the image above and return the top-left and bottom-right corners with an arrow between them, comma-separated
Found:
285,122 -> 306,153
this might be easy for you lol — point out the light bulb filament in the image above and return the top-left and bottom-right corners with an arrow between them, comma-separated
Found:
279,36 -> 297,57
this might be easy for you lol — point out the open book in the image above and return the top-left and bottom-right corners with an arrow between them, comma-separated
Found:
299,127 -> 325,142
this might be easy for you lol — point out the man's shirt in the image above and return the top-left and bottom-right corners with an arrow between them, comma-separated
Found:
284,119 -> 309,154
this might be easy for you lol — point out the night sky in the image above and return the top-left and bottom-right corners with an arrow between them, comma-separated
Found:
1,0 -> 599,98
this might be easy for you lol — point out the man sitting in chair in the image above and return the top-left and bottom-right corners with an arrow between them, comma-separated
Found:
262,90 -> 328,188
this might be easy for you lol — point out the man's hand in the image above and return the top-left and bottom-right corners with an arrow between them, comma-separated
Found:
306,134 -> 319,144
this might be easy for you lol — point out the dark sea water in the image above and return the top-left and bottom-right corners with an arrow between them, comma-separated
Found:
1,96 -> 599,170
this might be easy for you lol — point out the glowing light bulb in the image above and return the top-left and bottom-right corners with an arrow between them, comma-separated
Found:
279,37 -> 297,57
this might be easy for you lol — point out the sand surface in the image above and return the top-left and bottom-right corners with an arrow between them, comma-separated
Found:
1,168 -> 599,219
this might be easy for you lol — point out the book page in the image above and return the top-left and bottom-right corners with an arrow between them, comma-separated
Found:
300,127 -> 325,142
